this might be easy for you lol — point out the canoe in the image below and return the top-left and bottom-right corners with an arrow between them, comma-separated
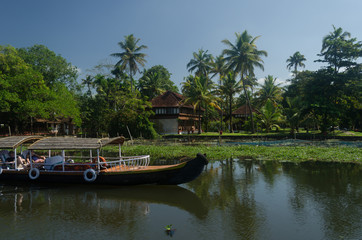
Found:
0,136 -> 208,185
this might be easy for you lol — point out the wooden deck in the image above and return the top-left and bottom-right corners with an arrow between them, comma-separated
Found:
102,163 -> 183,173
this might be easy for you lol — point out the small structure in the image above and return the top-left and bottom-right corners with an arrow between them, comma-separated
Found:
34,117 -> 76,135
232,104 -> 258,131
150,91 -> 203,134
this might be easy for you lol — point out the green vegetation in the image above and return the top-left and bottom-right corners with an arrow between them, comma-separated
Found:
1,26 -> 361,139
117,144 -> 362,163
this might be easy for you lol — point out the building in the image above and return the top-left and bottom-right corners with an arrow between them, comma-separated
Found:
150,91 -> 203,134
232,104 -> 258,131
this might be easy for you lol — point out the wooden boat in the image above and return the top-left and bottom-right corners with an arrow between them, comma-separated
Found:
0,136 -> 208,185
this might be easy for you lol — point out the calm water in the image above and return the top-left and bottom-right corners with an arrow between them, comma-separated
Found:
0,160 -> 361,240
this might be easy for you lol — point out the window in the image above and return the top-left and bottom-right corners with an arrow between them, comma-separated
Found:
154,108 -> 179,115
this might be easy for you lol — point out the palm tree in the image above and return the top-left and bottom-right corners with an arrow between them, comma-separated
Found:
81,75 -> 93,96
110,34 -> 147,92
256,75 -> 282,106
317,25 -> 359,73
182,75 -> 219,134
210,55 -> 227,131
138,72 -> 169,100
187,49 -> 213,77
286,51 -> 306,75
219,72 -> 243,132
222,30 -> 267,133
257,99 -> 282,133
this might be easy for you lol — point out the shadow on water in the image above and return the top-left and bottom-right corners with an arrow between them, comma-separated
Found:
0,182 -> 207,219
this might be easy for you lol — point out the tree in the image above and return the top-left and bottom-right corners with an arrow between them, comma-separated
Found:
219,72 -> 243,132
182,75 -> 219,134
81,75 -> 93,96
138,65 -> 178,99
257,99 -> 282,133
81,73 -> 157,138
210,55 -> 227,131
187,49 -> 213,77
316,25 -> 362,73
18,45 -> 79,90
256,75 -> 282,106
286,51 -> 306,75
222,31 -> 267,133
0,45 -> 80,132
110,34 -> 148,93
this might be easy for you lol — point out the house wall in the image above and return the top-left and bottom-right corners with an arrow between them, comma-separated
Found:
152,118 -> 179,134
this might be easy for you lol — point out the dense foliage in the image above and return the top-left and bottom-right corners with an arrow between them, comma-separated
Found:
1,26 -> 360,137
0,45 -> 80,133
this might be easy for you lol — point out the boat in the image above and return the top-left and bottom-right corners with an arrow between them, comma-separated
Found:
0,136 -> 208,185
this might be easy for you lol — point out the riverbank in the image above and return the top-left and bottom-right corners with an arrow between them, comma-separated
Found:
162,130 -> 362,141
115,145 -> 362,163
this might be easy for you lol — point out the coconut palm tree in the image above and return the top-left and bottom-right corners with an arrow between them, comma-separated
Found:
182,75 -> 219,134
257,99 -> 282,133
256,75 -> 282,106
219,72 -> 243,132
210,55 -> 227,131
110,34 -> 147,93
138,72 -> 170,100
286,51 -> 306,75
222,30 -> 267,133
187,49 -> 213,77
81,75 -> 93,96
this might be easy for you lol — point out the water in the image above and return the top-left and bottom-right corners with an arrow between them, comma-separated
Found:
0,160 -> 361,240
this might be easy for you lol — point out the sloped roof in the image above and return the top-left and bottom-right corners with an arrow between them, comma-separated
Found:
151,91 -> 193,108
232,105 -> 257,116
28,136 -> 125,150
0,136 -> 43,149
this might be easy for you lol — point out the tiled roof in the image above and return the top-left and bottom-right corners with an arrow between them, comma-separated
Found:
232,104 -> 257,115
151,91 -> 193,108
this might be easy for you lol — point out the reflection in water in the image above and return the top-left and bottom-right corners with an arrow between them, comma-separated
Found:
0,161 -> 361,240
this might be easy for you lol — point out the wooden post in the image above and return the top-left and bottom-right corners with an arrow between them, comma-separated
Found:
62,150 -> 65,172
14,148 -> 17,169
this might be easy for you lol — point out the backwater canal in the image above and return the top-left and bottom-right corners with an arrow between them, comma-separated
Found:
0,160 -> 361,240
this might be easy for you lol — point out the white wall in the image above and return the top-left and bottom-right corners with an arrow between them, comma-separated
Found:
152,118 -> 178,134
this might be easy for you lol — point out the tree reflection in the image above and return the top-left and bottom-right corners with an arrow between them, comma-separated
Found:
187,159 -> 264,239
283,162 -> 362,239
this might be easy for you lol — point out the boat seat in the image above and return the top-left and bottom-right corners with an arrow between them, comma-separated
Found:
44,156 -> 64,170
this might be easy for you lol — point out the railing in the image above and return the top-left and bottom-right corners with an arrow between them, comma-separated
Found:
1,155 -> 151,173
106,155 -> 151,170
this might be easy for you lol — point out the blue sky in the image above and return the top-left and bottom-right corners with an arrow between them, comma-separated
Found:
1,0 -> 361,89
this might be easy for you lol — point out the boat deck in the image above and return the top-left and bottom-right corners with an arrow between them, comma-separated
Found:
102,163 -> 182,173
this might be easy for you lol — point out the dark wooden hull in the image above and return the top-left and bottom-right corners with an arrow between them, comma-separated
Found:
0,153 -> 208,185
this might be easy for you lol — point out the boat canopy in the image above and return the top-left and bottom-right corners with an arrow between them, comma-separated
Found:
28,136 -> 125,150
0,136 -> 43,149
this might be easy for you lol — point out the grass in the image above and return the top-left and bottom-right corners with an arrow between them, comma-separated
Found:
107,144 -> 362,164
163,129 -> 362,137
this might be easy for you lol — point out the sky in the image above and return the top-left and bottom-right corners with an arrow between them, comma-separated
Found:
1,0 -> 362,89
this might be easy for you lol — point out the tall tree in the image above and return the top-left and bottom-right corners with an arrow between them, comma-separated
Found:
256,75 -> 282,106
138,65 -> 178,99
17,44 -> 79,90
182,75 -> 219,134
187,49 -> 213,77
286,51 -> 306,74
210,55 -> 227,131
257,99 -> 282,133
222,31 -> 267,133
110,34 -> 147,92
219,72 -> 243,132
0,45 -> 80,132
81,75 -> 93,96
316,25 -> 362,73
